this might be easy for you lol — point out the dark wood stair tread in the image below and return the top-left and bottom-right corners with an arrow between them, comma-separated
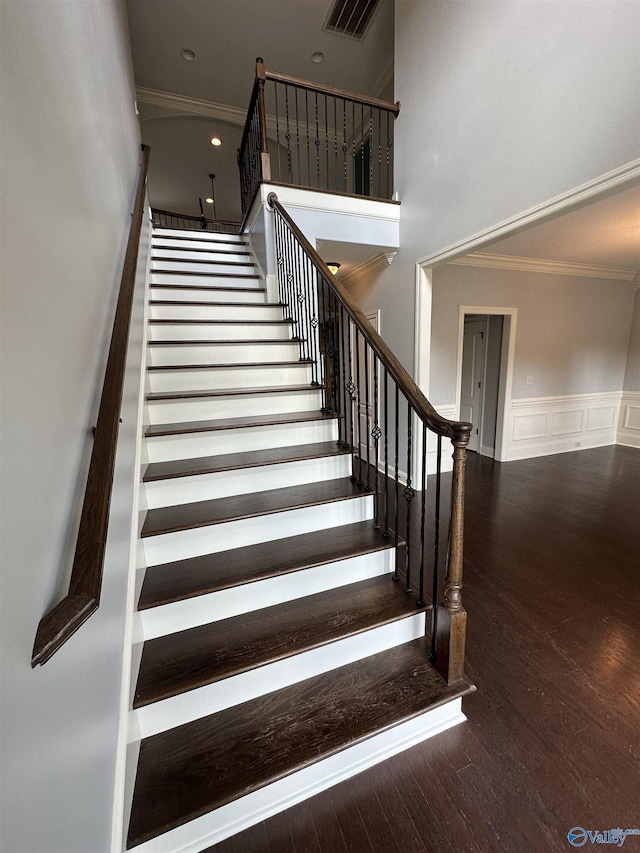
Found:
149,318 -> 291,325
151,250 -> 251,259
134,574 -> 423,708
150,283 -> 265,293
150,300 -> 281,308
143,441 -> 349,482
148,338 -> 300,346
141,478 -> 369,538
146,384 -> 318,402
151,269 -> 259,279
147,360 -> 311,372
145,409 -> 335,437
139,521 -> 397,609
126,638 -> 474,848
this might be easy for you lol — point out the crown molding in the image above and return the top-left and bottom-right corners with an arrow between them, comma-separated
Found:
341,251 -> 396,287
419,158 -> 640,268
136,87 -> 247,126
449,252 -> 638,281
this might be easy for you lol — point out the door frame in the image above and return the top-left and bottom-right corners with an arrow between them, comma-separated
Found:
455,306 -> 517,462
460,315 -> 488,454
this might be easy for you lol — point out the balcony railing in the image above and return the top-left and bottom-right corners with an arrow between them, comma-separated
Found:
151,207 -> 240,234
239,59 -> 400,215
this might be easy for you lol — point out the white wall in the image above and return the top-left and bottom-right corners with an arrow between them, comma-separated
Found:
354,0 -> 640,382
0,2 -> 143,851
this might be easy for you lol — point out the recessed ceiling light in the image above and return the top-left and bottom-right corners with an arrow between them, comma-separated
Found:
210,137 -> 222,146
311,52 -> 325,63
205,197 -> 214,204
180,48 -> 196,62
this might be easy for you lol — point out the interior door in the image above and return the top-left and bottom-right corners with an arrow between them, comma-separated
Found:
460,317 -> 487,453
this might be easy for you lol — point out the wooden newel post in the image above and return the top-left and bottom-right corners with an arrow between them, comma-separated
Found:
434,428 -> 470,684
255,58 -> 271,182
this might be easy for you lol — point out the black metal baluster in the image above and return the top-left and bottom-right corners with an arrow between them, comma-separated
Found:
354,327 -> 363,485
334,97 -> 338,193
386,111 -> 391,199
305,89 -> 310,187
383,367 -> 389,537
325,94 -> 329,192
364,343 -> 371,491
339,304 -> 348,447
372,354 -> 381,528
309,258 -> 322,387
295,87 -> 301,186
346,316 -> 356,480
285,85 -> 292,183
274,82 -> 281,181
430,434 -> 443,661
418,421 -> 427,607
369,111 -> 373,198
319,272 -> 329,412
377,108 -> 382,198
343,99 -> 348,192
393,384 -> 400,580
315,91 -> 320,187
404,400 -> 414,594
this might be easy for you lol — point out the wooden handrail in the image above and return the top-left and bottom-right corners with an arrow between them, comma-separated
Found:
264,66 -> 400,116
31,144 -> 151,667
267,193 -> 470,444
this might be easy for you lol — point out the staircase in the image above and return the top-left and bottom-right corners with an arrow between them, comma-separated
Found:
125,227 -> 473,852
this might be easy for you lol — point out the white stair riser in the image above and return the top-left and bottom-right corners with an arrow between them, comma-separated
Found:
150,287 -> 266,304
153,233 -> 245,248
142,493 -> 374,566
133,613 -> 423,739
153,250 -> 250,264
150,304 -> 282,321
139,546 -> 394,641
151,261 -> 256,276
151,273 -> 261,288
148,341 -> 301,366
144,454 -> 351,509
146,390 -> 323,424
147,364 -> 313,393
148,323 -> 292,342
145,419 -> 338,462
127,699 -> 465,853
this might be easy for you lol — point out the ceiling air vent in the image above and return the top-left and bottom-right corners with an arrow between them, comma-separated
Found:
324,0 -> 382,39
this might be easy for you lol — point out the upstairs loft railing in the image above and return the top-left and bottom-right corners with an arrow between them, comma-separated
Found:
151,207 -> 240,234
31,145 -> 151,666
239,59 -> 400,215
268,192 -> 472,685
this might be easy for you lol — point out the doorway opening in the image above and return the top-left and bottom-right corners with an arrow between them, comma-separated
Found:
456,307 -> 517,461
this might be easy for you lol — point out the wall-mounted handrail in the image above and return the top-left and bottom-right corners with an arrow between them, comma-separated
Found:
238,58 -> 400,215
268,192 -> 472,684
31,144 -> 151,667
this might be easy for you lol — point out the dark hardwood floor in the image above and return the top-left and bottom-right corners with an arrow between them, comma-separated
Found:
209,445 -> 640,853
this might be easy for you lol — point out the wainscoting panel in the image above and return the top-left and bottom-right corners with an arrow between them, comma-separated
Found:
507,392 -> 622,460
617,392 -> 640,448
